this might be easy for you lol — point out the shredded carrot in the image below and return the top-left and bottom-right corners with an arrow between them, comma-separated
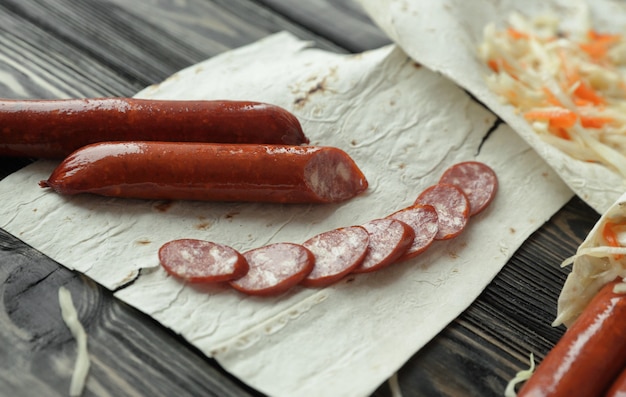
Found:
573,98 -> 597,107
507,27 -> 529,40
487,59 -> 499,72
579,30 -> 620,62
549,127 -> 571,140
573,81 -> 605,106
588,30 -> 621,43
524,108 -> 577,129
580,116 -> 613,129
487,57 -> 517,79
542,87 -> 563,107
602,221 -> 624,260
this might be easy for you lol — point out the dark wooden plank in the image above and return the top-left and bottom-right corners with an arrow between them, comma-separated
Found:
0,229 -> 260,397
0,0 -> 348,95
256,0 -> 391,52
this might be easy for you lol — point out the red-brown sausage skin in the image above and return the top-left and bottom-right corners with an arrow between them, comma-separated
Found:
0,98 -> 308,158
517,279 -> 626,397
40,141 -> 368,204
606,366 -> 626,397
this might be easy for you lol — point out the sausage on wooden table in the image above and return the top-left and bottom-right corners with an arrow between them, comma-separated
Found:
39,141 -> 368,204
517,279 -> 626,397
0,98 -> 308,158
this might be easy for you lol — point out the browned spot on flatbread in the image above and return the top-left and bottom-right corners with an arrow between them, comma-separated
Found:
510,227 -> 516,234
294,81 -> 326,108
195,221 -> 212,230
225,211 -> 240,220
135,239 -> 151,245
153,200 -> 174,212
293,68 -> 337,109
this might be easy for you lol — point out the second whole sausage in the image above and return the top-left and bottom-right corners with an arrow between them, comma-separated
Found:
39,142 -> 369,204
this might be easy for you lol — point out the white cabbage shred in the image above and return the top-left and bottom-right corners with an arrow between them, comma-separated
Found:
58,286 -> 90,397
504,352 -> 535,397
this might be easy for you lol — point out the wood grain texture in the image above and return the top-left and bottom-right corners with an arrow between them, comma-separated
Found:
0,229 -> 258,397
0,0 -> 605,396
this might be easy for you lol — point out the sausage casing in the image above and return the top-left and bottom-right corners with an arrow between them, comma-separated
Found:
517,279 -> 626,397
39,141 -> 368,204
0,98 -> 308,158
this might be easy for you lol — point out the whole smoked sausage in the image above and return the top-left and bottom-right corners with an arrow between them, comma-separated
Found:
0,98 -> 308,158
40,141 -> 368,204
517,279 -> 626,397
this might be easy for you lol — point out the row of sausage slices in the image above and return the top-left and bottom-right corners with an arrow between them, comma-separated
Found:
158,161 -> 498,296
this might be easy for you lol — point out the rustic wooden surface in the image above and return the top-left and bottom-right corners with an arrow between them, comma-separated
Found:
0,0 -> 602,396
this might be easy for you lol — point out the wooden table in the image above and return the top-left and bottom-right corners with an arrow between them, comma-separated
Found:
0,1 -> 601,396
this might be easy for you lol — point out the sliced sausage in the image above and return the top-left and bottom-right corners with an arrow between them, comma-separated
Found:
352,218 -> 415,274
158,239 -> 248,283
414,183 -> 469,240
439,161 -> 498,216
0,98 -> 308,158
517,279 -> 626,397
301,226 -> 370,288
39,142 -> 368,204
229,243 -> 314,296
386,204 -> 438,261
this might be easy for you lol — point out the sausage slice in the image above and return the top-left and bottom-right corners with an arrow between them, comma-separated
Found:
301,226 -> 370,288
158,239 -> 248,283
230,243 -> 314,296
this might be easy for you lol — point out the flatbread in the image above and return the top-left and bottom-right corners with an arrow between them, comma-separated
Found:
0,33 -> 572,396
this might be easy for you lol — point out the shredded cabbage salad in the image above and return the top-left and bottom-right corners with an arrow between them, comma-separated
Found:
478,12 -> 626,177
554,211 -> 626,327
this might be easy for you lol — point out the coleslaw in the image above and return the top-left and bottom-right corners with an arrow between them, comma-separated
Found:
478,12 -> 626,177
